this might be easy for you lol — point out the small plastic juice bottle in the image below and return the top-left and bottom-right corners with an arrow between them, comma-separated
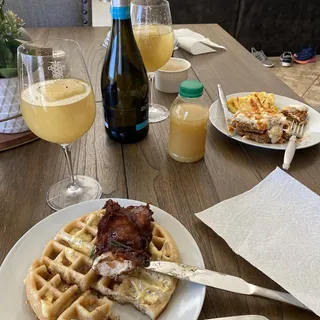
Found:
169,80 -> 209,163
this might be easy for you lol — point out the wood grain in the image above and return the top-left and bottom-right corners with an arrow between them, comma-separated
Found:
0,25 -> 318,320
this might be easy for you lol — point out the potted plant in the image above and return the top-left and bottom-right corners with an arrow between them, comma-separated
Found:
0,0 -> 31,133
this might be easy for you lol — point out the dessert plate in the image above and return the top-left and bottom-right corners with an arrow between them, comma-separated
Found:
0,198 -> 205,320
210,92 -> 320,150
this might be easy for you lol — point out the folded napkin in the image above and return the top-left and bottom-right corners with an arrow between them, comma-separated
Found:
174,28 -> 227,55
196,167 -> 320,316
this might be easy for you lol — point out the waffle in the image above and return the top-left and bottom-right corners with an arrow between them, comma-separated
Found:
27,206 -> 180,320
25,260 -> 118,320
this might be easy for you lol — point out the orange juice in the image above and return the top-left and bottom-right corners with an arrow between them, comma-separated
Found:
169,103 -> 208,162
133,24 -> 174,72
21,79 -> 95,144
169,80 -> 208,163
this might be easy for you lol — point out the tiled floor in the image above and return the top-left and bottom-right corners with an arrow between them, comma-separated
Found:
269,56 -> 320,111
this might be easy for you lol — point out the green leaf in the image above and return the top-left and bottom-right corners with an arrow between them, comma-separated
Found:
6,38 -> 20,50
0,1 -> 5,22
6,58 -> 16,67
90,246 -> 97,259
109,239 -> 132,250
0,67 -> 17,78
6,38 -> 19,63
0,5 -> 25,77
0,42 -> 13,68
4,10 -> 24,39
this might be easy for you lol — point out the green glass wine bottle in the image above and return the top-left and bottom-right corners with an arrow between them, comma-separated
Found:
101,0 -> 149,143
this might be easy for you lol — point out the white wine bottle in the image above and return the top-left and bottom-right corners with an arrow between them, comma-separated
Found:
101,0 -> 149,143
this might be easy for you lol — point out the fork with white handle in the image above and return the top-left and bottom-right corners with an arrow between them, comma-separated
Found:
282,121 -> 305,170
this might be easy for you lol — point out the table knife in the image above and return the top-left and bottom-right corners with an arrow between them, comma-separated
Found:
206,316 -> 269,320
147,261 -> 309,311
217,84 -> 234,136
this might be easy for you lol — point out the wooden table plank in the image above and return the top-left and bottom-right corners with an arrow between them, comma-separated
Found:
0,25 -> 318,320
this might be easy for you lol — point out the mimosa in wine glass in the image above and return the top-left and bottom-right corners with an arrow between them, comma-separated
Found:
131,0 -> 174,123
18,39 -> 102,210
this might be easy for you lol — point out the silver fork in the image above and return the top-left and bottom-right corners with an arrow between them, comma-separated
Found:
282,121 -> 305,170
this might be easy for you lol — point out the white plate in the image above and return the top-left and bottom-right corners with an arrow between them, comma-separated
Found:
0,199 -> 205,320
209,92 -> 320,150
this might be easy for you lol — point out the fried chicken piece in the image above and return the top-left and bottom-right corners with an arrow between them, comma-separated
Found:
92,200 -> 153,278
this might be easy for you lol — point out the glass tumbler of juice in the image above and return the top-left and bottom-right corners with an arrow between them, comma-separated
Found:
169,80 -> 209,163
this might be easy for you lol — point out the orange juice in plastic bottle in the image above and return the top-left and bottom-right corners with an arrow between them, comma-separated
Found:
169,80 -> 209,163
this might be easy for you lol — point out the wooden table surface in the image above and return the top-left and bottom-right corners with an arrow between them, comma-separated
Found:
1,24 -> 319,320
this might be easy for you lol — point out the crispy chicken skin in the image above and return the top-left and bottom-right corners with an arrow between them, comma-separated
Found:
93,200 -> 153,277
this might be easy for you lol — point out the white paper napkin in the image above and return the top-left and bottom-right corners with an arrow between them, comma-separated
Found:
196,167 -> 320,316
174,28 -> 227,55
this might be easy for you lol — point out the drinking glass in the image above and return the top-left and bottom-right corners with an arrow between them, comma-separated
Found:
131,0 -> 174,123
17,39 -> 102,210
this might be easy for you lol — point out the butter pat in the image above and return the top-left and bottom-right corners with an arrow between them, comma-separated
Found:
41,292 -> 54,317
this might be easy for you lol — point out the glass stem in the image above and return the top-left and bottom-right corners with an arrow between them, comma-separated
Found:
148,72 -> 155,107
62,144 -> 76,186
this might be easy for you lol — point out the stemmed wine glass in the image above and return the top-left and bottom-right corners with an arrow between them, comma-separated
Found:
131,0 -> 174,123
17,39 -> 102,210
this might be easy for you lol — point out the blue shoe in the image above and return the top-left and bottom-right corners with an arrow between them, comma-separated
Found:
294,48 -> 316,64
